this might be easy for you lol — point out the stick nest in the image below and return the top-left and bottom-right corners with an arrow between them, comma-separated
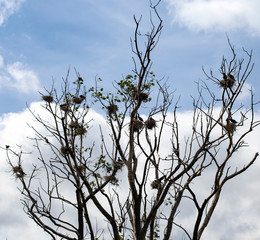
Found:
72,96 -> 85,104
133,119 -> 144,132
12,166 -> 26,179
131,89 -> 149,101
106,104 -> 118,115
218,74 -> 235,88
145,118 -> 156,129
60,103 -> 70,112
224,121 -> 236,134
42,95 -> 53,103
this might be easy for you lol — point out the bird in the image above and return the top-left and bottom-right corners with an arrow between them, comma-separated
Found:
137,113 -> 144,122
227,73 -> 235,80
5,145 -> 10,149
79,95 -> 86,100
228,117 -> 237,124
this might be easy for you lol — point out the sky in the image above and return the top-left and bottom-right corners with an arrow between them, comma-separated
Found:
0,0 -> 260,239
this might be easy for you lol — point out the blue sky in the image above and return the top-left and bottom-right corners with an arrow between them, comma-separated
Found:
1,0 -> 260,240
0,0 -> 259,113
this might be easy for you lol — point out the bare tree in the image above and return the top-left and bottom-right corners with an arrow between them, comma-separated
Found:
5,1 -> 259,240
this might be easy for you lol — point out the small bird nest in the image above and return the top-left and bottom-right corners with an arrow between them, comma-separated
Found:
60,103 -> 70,112
104,175 -> 116,182
106,104 -> 118,115
74,164 -> 86,172
133,119 -> 144,132
12,166 -> 26,179
42,95 -> 53,103
105,175 -> 118,185
72,95 -> 85,104
131,89 -> 149,101
150,179 -> 161,189
145,118 -> 156,130
218,73 -> 235,88
224,121 -> 236,134
75,125 -> 87,135
69,120 -> 78,128
60,146 -> 70,155
113,160 -> 124,170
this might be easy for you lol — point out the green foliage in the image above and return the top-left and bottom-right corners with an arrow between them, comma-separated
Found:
146,223 -> 160,240
94,154 -> 113,174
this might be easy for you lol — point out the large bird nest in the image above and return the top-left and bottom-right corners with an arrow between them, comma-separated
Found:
218,73 -> 235,88
106,104 -> 118,115
72,95 -> 85,104
75,125 -> 87,136
60,103 -> 70,112
60,146 -> 70,156
132,119 -> 144,132
42,95 -> 54,103
113,160 -> 124,170
12,165 -> 26,179
224,121 -> 236,134
145,118 -> 156,130
131,89 -> 149,102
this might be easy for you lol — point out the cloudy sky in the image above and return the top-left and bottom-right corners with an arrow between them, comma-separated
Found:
0,0 -> 260,239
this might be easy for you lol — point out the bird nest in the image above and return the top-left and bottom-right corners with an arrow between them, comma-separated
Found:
60,103 -> 70,112
218,74 -> 235,88
145,118 -> 156,130
72,96 -> 85,104
12,166 -> 26,179
74,164 -> 86,173
75,125 -> 87,136
104,175 -> 117,182
69,120 -> 78,128
224,121 -> 236,134
133,119 -> 144,132
42,95 -> 54,103
131,89 -> 149,101
106,104 -> 118,115
150,180 -> 161,189
60,146 -> 70,156
113,160 -> 124,170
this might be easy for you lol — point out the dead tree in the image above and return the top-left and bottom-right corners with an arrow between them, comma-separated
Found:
5,1 -> 259,240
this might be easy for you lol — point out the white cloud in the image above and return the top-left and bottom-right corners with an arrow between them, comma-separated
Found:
6,62 -> 40,93
0,103 -> 259,239
0,55 -> 40,93
237,82 -> 252,101
166,0 -> 260,35
0,55 -> 4,68
0,0 -> 25,26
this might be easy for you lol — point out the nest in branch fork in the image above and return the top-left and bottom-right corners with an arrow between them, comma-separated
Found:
60,103 -> 70,112
218,73 -> 235,88
12,165 -> 26,179
104,175 -> 116,182
224,121 -> 236,134
69,120 -> 78,128
131,89 -> 149,101
42,95 -> 53,103
132,119 -> 144,132
75,125 -> 87,135
72,95 -> 85,104
106,104 -> 118,115
150,179 -> 161,189
74,164 -> 86,172
145,118 -> 156,130
113,160 -> 124,170
60,146 -> 70,155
